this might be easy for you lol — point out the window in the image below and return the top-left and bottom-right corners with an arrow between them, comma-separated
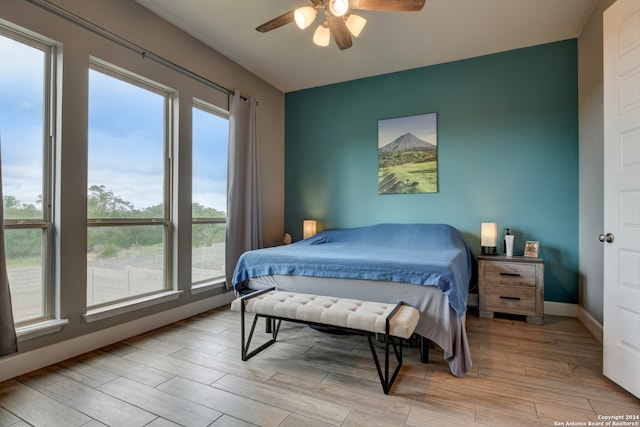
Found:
0,27 -> 55,325
87,60 -> 172,308
191,100 -> 228,287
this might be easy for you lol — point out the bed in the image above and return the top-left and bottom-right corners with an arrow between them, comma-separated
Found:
231,223 -> 473,377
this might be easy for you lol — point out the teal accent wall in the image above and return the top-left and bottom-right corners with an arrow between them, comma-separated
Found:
284,40 -> 578,304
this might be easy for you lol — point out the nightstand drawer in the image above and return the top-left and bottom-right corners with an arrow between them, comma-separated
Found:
484,262 -> 537,287
483,285 -> 536,312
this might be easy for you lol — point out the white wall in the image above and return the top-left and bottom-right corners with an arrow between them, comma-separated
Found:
578,0 -> 616,324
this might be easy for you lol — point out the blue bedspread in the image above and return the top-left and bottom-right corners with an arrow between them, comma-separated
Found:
232,223 -> 472,317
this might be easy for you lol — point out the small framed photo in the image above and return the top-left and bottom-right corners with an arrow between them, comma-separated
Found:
524,241 -> 540,257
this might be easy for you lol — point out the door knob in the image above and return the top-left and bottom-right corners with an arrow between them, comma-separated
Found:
598,233 -> 614,243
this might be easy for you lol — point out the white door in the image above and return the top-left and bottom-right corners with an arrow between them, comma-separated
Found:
603,0 -> 640,399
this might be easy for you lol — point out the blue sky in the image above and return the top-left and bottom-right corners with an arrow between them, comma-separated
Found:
88,69 -> 166,209
192,105 -> 228,212
0,35 -> 44,208
1,33 -> 228,213
378,112 -> 438,148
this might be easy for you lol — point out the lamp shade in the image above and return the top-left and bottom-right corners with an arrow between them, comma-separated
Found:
294,6 -> 317,30
346,14 -> 367,37
481,222 -> 497,247
303,220 -> 317,239
313,23 -> 330,46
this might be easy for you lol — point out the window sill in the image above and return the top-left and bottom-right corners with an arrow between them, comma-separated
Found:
16,318 -> 70,343
83,290 -> 182,323
190,279 -> 226,295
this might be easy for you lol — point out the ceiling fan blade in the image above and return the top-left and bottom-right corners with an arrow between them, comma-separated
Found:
350,0 -> 425,12
327,15 -> 352,50
256,10 -> 295,32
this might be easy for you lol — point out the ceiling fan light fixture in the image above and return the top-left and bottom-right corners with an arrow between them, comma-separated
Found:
345,14 -> 367,37
328,0 -> 349,17
313,22 -> 330,46
294,6 -> 317,30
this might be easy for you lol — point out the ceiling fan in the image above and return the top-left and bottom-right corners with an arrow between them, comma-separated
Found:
256,0 -> 426,51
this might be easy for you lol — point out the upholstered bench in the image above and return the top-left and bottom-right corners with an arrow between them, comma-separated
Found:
230,288 -> 420,394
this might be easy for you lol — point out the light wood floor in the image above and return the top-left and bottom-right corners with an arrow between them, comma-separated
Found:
1,306 -> 638,427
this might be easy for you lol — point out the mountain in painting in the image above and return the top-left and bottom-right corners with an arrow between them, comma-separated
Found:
379,133 -> 436,153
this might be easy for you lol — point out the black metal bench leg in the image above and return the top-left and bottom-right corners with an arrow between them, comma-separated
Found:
241,314 -> 282,361
420,336 -> 430,363
367,333 -> 403,395
241,298 -> 281,361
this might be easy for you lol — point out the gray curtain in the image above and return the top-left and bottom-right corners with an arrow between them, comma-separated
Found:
0,145 -> 18,357
225,92 -> 262,289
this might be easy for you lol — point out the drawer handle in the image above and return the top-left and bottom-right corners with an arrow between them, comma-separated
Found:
499,273 -> 521,277
500,296 -> 521,301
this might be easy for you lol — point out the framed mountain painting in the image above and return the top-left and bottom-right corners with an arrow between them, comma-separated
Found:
378,112 -> 438,194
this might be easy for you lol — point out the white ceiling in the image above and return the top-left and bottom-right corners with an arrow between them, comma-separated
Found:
134,0 -> 598,93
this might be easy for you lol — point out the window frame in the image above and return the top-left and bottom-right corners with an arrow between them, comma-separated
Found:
191,98 -> 229,290
86,58 -> 175,310
0,24 -> 57,327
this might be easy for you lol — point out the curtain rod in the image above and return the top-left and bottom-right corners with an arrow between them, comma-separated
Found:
26,0 -> 251,102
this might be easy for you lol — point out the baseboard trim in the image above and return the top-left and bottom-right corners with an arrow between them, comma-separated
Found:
577,305 -> 603,343
543,301 -> 603,343
0,292 -> 235,383
544,301 -> 578,317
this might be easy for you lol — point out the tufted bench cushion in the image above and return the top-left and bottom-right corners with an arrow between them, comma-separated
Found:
230,290 -> 419,339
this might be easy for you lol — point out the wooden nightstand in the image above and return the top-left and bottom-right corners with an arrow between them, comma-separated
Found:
478,255 -> 544,325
